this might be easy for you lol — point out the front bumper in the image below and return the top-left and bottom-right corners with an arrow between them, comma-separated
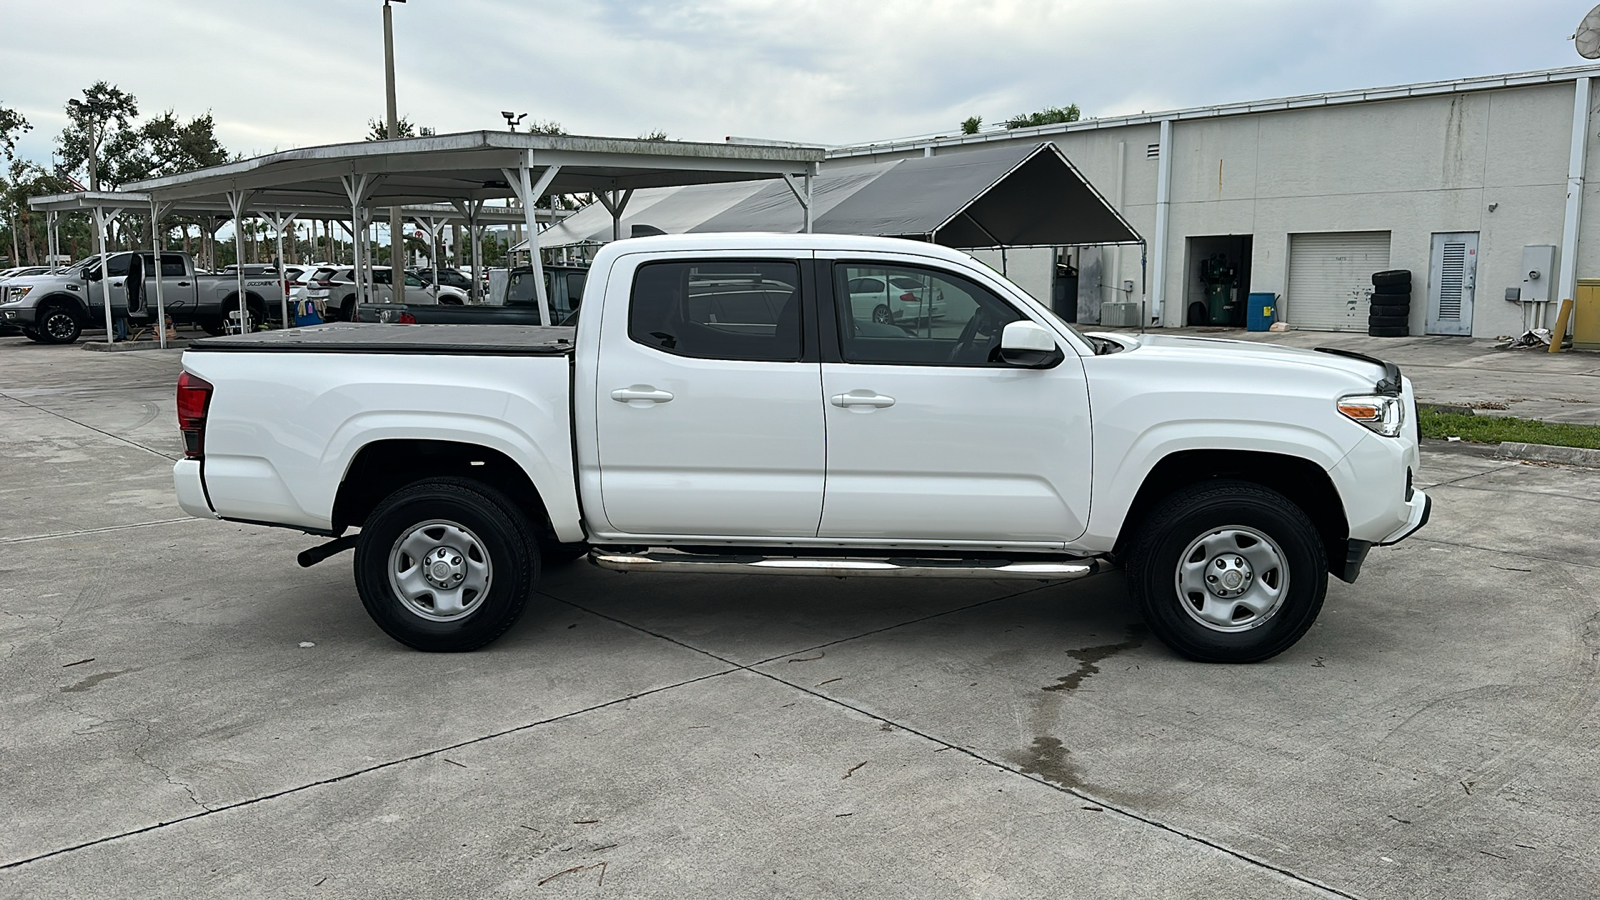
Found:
1377,489 -> 1432,545
0,306 -> 39,327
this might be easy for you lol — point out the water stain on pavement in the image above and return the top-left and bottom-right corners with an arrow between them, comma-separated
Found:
1010,736 -> 1082,788
1043,625 -> 1147,693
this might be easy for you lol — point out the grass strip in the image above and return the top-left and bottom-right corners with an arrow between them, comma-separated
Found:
1419,407 -> 1600,449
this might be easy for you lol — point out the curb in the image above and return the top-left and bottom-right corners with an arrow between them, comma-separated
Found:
1496,441 -> 1600,468
83,340 -> 188,353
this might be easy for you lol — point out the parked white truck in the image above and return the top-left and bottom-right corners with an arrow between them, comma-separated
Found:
171,233 -> 1429,662
0,251 -> 282,343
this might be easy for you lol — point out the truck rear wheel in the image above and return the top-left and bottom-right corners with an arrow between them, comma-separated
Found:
353,477 -> 540,652
1125,480 -> 1327,663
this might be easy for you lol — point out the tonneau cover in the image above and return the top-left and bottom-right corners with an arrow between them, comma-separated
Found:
188,322 -> 576,356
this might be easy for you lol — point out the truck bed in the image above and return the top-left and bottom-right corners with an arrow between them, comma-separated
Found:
188,322 -> 576,356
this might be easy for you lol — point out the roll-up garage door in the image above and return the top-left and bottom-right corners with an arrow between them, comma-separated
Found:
1286,232 -> 1391,332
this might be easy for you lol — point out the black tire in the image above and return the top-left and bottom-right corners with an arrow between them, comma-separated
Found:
1371,269 -> 1411,287
21,326 -> 44,343
1368,325 -> 1408,337
1368,314 -> 1409,328
871,304 -> 892,325
198,317 -> 226,336
1369,302 -> 1410,317
1372,283 -> 1411,296
340,296 -> 357,322
353,477 -> 540,652
1125,480 -> 1327,663
248,298 -> 268,330
36,304 -> 82,344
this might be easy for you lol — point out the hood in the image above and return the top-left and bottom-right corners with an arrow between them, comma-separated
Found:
1088,332 -> 1399,393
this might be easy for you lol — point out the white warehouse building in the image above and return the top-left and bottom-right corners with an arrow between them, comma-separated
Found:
826,64 -> 1600,340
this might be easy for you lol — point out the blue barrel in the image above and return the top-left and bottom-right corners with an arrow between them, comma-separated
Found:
1247,292 -> 1277,332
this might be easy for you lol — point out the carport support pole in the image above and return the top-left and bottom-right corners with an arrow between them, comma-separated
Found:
270,211 -> 297,328
599,187 -> 634,242
1150,118 -> 1173,327
46,211 -> 58,273
226,191 -> 252,332
781,165 -> 817,234
93,206 -> 115,340
505,161 -> 562,325
149,198 -> 170,349
1558,76 -> 1591,327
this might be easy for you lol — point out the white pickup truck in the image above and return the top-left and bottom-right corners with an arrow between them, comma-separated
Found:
171,233 -> 1430,662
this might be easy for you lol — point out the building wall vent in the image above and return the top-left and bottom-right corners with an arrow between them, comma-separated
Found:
1146,143 -> 1160,159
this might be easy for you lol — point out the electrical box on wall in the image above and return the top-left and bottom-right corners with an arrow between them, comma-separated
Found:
1520,245 -> 1558,303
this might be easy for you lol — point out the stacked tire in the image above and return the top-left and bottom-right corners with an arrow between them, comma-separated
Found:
1369,270 -> 1410,337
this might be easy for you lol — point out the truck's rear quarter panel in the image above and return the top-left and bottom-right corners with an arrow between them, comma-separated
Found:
179,326 -> 578,539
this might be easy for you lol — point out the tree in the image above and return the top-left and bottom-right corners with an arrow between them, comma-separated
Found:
526,120 -> 566,136
960,116 -> 982,135
58,82 -> 139,190
1004,104 -> 1081,130
638,129 -> 669,141
0,101 -> 31,161
365,114 -> 433,141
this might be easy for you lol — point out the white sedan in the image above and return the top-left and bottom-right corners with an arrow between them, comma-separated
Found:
846,274 -> 946,325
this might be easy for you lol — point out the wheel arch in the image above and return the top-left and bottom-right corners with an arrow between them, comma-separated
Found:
36,293 -> 88,319
1112,449 -> 1349,580
332,438 -> 561,545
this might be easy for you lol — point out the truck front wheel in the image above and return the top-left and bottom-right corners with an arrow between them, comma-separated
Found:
1125,480 -> 1327,663
37,304 -> 82,344
353,477 -> 540,651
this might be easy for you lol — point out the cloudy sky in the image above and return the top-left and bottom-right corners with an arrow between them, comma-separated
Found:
5,0 -> 1594,168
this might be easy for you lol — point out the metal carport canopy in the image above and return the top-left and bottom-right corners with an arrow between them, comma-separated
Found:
532,142 -> 1142,249
115,131 -> 826,323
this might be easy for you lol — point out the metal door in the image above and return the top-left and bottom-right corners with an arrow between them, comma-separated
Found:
1426,232 -> 1477,336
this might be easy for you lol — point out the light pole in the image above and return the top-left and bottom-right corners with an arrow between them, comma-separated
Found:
384,0 -> 406,301
501,111 -> 526,132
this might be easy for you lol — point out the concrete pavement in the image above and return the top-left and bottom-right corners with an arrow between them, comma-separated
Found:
1,332 -> 1597,898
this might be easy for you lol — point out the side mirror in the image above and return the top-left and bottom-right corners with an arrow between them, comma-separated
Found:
998,320 -> 1063,368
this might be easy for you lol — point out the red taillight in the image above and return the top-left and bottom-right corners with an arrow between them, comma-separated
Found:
398,311 -> 417,324
176,372 -> 213,460
900,292 -> 918,302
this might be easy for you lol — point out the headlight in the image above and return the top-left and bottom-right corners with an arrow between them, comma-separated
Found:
1338,394 -> 1405,437
3,285 -> 30,302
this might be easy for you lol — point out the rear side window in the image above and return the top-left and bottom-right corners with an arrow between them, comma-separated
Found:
628,260 -> 802,362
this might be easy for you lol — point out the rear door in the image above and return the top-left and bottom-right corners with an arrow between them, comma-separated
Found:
139,253 -> 199,319
592,252 -> 825,537
817,256 -> 1093,545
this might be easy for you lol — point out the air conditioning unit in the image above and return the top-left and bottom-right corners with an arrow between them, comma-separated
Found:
1099,302 -> 1141,327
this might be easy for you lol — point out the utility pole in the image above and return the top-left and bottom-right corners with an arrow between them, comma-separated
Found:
384,0 -> 405,302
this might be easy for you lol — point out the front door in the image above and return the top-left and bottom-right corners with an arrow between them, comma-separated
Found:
818,259 -> 1092,546
593,253 -> 825,538
1426,232 -> 1478,336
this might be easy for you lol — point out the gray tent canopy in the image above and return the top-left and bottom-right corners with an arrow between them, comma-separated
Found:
531,142 -> 1141,250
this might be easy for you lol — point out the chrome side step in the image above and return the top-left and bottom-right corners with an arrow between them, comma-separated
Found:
588,549 -> 1099,580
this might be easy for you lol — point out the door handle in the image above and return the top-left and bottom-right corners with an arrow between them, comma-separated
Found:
611,386 -> 675,405
177,281 -> 192,287
830,391 -> 896,409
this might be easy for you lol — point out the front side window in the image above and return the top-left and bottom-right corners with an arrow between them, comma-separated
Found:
834,263 -> 1022,366
628,259 -> 801,362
